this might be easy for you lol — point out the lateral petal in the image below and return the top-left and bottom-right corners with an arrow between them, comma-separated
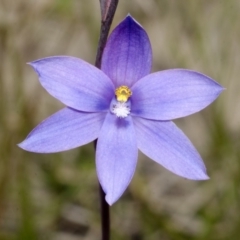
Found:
101,15 -> 152,87
30,56 -> 114,112
134,117 -> 209,180
96,113 -> 138,205
19,108 -> 106,153
131,69 -> 224,120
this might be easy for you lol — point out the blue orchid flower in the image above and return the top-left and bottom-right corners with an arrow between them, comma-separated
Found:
19,16 -> 223,205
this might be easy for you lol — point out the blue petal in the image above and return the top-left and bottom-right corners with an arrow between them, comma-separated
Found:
131,69 -> 224,120
96,113 -> 138,205
134,117 -> 209,180
101,15 -> 152,87
19,108 -> 106,153
30,56 -> 114,112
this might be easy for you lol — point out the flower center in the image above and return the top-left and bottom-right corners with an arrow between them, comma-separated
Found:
110,86 -> 132,118
115,86 -> 132,102
112,102 -> 130,118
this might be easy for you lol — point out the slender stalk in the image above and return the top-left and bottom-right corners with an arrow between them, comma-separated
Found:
99,183 -> 110,240
95,0 -> 119,68
94,1 -> 119,239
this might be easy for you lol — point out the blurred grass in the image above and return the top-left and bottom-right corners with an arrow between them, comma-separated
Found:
0,0 -> 239,239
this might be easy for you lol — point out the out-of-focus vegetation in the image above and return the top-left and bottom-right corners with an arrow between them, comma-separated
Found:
0,0 -> 239,239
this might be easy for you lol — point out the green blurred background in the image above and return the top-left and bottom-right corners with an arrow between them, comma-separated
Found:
0,0 -> 239,239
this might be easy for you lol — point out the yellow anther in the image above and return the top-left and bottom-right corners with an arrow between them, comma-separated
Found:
115,86 -> 132,102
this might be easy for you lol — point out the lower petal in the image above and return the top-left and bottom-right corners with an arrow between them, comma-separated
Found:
133,117 -> 209,180
19,108 -> 106,153
96,113 -> 138,205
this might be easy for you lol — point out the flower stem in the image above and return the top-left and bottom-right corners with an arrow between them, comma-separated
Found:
99,183 -> 110,240
94,1 -> 119,239
95,0 -> 119,68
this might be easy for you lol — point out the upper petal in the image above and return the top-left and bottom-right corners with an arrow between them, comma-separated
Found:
96,113 -> 138,205
134,117 -> 208,180
131,69 -> 224,120
18,108 -> 106,153
101,15 -> 152,87
30,56 -> 114,112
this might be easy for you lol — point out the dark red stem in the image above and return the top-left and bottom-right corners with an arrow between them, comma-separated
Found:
94,1 -> 119,240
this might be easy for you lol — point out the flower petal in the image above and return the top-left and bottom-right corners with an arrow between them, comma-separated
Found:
131,69 -> 224,120
96,113 -> 138,205
18,108 -> 106,153
30,56 -> 114,112
134,117 -> 209,180
101,15 -> 152,87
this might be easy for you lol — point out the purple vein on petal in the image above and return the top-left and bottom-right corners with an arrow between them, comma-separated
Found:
29,56 -> 115,112
131,69 -> 224,120
101,15 -> 152,87
134,117 -> 209,180
18,107 -> 106,153
96,113 -> 138,205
